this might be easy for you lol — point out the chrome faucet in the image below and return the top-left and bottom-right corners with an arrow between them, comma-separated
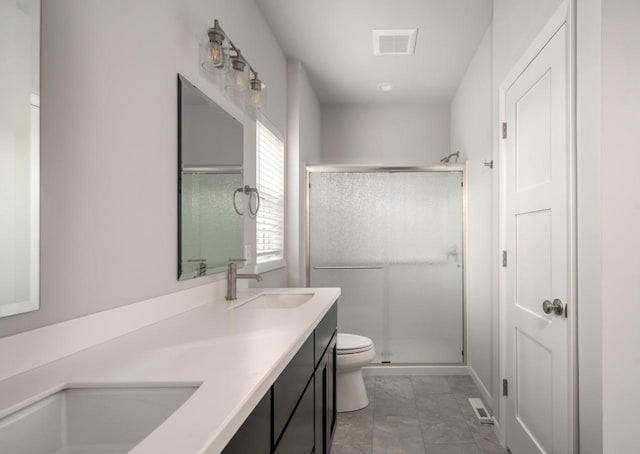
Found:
226,259 -> 263,300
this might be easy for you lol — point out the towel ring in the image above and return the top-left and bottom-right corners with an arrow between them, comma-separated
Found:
232,185 -> 260,216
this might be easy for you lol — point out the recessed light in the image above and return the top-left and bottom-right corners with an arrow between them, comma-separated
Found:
377,82 -> 393,92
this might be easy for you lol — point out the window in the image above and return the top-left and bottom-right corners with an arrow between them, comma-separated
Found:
256,120 -> 285,270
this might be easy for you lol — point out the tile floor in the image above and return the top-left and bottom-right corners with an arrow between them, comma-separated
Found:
332,375 -> 508,454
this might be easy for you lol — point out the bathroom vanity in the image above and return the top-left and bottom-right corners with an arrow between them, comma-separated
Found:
222,302 -> 337,454
0,287 -> 339,453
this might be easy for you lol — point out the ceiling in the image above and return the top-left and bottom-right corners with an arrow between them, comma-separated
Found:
255,0 -> 493,105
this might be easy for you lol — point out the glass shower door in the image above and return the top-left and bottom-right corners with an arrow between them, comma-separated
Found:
308,170 -> 464,364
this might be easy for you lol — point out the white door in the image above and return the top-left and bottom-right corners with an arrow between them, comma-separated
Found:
504,24 -> 572,454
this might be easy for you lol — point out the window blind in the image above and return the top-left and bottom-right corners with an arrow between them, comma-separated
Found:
256,120 -> 284,263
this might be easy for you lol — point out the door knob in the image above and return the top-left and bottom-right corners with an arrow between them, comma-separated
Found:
542,299 -> 564,316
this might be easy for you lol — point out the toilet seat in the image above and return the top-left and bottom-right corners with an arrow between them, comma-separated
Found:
337,333 -> 373,355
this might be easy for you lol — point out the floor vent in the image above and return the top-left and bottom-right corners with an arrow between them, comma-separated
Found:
372,29 -> 418,56
468,398 -> 494,424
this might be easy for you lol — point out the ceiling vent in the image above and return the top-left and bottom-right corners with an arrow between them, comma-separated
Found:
372,29 -> 418,56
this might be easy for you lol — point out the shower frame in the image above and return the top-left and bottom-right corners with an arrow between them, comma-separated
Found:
305,163 -> 469,369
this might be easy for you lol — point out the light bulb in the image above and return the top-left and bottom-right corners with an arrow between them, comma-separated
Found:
234,70 -> 244,89
209,42 -> 223,67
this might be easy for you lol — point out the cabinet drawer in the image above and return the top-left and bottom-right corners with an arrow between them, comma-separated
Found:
273,334 -> 314,443
221,390 -> 271,454
274,379 -> 314,454
315,302 -> 337,367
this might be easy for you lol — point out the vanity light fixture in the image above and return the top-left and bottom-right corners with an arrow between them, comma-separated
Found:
201,19 -> 267,113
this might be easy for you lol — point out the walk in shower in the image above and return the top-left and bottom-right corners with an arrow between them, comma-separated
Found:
307,165 -> 466,365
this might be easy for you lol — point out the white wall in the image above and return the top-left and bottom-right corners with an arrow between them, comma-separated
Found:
450,26 -> 494,406
576,0 -> 602,452
285,60 -> 322,287
601,1 -> 640,451
0,0 -> 287,337
321,104 -> 450,164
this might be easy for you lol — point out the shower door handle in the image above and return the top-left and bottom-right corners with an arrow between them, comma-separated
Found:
312,266 -> 384,270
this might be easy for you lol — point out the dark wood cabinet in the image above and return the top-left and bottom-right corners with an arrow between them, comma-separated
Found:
314,334 -> 337,454
274,380 -> 315,454
315,304 -> 337,367
273,334 -> 315,444
221,390 -> 271,454
221,301 -> 337,454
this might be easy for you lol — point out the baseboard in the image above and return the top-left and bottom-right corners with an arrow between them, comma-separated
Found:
362,365 -> 469,376
468,366 -> 495,414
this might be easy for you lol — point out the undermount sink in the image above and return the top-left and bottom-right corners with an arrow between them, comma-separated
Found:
234,293 -> 315,309
0,385 -> 198,454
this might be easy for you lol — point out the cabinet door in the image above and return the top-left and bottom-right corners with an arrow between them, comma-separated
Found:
315,333 -> 337,454
274,380 -> 315,454
315,350 -> 328,454
273,334 -> 314,443
327,334 -> 337,448
221,390 -> 271,454
315,303 -> 337,367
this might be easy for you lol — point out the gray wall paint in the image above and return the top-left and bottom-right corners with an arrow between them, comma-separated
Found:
0,0 -> 287,337
601,0 -> 640,450
576,0 -> 602,452
321,104 -> 450,164
450,25 -> 494,404
285,60 -> 322,288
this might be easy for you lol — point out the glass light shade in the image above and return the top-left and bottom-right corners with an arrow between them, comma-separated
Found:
209,41 -> 224,67
200,42 -> 226,73
225,57 -> 248,99
250,79 -> 266,109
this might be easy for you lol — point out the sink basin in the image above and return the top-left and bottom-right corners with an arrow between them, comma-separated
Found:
234,293 -> 314,309
0,385 -> 198,454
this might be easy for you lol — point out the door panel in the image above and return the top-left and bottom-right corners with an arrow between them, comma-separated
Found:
516,328 -> 553,452
516,71 -> 552,191
515,210 -> 552,316
505,23 -> 570,454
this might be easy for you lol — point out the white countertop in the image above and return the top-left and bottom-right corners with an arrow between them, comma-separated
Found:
0,287 -> 340,454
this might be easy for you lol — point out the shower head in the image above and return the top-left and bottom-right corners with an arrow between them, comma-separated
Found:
440,151 -> 460,163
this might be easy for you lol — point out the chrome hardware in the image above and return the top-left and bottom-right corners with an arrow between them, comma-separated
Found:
484,160 -> 494,169
542,298 -> 565,316
226,258 -> 263,301
313,265 -> 384,270
187,259 -> 207,277
232,185 -> 261,216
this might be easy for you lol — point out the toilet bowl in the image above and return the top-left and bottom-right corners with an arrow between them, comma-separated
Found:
336,333 -> 375,413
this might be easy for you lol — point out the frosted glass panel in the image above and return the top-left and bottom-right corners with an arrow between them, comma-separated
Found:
181,173 -> 243,277
310,268 -> 386,362
310,172 -> 387,265
309,171 -> 464,364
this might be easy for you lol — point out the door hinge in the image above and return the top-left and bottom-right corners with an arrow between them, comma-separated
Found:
502,378 -> 508,396
502,250 -> 507,267
502,122 -> 507,139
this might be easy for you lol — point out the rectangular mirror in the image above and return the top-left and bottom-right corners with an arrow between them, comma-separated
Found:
178,75 -> 244,280
1,0 -> 40,317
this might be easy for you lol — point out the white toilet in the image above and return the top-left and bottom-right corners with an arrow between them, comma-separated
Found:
336,333 -> 375,413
